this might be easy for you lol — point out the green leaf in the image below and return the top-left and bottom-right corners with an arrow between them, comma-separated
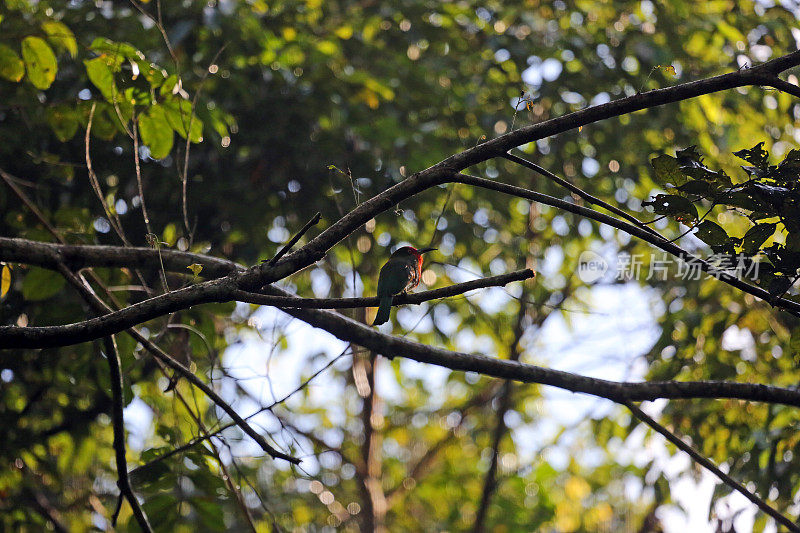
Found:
191,499 -> 225,530
740,223 -> 776,255
142,493 -> 178,525
677,180 -> 713,196
22,266 -> 65,301
768,275 -> 794,298
89,37 -> 142,60
42,21 -> 77,58
159,74 -> 180,96
1,264 -> 11,299
776,149 -> 800,183
84,57 -> 117,102
790,328 -> 800,354
138,105 -> 174,159
133,59 -> 166,88
130,460 -> 171,486
163,97 -> 203,142
734,142 -> 769,167
650,154 -> 685,187
722,190 -> 764,211
642,194 -> 698,222
693,220 -> 729,246
46,105 -> 79,141
124,85 -> 151,106
83,102 -> 120,140
0,43 -> 25,82
21,36 -> 57,89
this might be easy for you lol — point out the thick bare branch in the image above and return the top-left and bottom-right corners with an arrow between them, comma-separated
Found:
759,75 -> 800,99
0,269 -> 532,348
242,50 -> 800,290
268,290 -> 800,408
0,236 -> 242,278
4,52 -> 800,350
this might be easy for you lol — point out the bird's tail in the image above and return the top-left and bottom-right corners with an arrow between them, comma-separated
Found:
372,296 -> 393,325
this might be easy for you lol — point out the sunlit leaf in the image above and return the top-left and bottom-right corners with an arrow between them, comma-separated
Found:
21,36 -> 57,89
42,21 -> 77,58
138,104 -> 174,159
84,57 -> 117,101
642,194 -> 698,221
163,97 -> 203,143
650,154 -> 685,187
0,44 -> 25,82
1,264 -> 11,299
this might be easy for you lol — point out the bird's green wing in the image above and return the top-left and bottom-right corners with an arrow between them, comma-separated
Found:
376,260 -> 413,296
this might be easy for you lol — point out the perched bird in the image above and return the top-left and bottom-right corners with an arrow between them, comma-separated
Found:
372,246 -> 436,326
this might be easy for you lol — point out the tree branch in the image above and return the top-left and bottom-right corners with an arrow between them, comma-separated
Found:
624,401 -> 799,532
0,236 -> 242,278
4,51 -> 800,349
431,50 -> 800,172
502,152 -> 663,238
451,172 -> 800,317
760,75 -> 800,99
103,336 -> 153,532
130,348 -> 350,478
0,278 -> 231,348
267,211 -> 321,265
472,298 -> 526,532
266,288 -> 800,408
231,269 -> 534,308
0,269 -> 532,348
235,51 -> 800,292
54,264 -> 299,464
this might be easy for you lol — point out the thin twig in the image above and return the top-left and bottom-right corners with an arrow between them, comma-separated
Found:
130,348 -> 351,477
179,43 -> 228,242
85,103 -> 129,245
103,336 -> 153,532
232,269 -> 534,309
54,263 -> 300,464
0,169 -> 62,241
428,184 -> 457,249
503,152 -> 663,238
132,116 -> 152,236
761,75 -> 800,98
173,382 -> 259,532
624,401 -> 799,532
267,212 -> 321,265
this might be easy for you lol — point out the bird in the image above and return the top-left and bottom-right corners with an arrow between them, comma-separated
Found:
372,246 -> 436,326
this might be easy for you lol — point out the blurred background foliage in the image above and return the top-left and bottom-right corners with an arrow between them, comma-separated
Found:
1,0 -> 799,530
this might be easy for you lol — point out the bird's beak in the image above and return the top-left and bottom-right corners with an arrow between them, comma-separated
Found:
418,247 -> 437,254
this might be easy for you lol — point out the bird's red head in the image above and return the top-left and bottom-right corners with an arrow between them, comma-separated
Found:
392,246 -> 436,270
393,246 -> 436,258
